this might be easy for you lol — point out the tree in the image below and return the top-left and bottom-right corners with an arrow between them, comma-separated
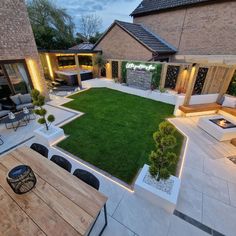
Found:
27,0 -> 75,49
31,89 -> 55,131
79,14 -> 102,40
149,121 -> 178,181
89,32 -> 103,44
94,54 -> 106,78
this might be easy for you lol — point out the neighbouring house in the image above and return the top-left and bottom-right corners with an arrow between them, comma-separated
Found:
69,42 -> 94,51
94,0 -> 236,64
0,0 -> 48,101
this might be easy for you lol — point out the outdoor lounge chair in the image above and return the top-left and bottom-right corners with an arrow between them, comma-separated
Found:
50,155 -> 72,172
30,143 -> 49,158
73,169 -> 100,190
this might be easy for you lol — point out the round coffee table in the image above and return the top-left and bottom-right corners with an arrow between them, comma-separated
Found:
1,112 -> 28,131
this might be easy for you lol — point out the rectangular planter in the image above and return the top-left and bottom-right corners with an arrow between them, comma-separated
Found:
134,164 -> 181,214
34,125 -> 65,146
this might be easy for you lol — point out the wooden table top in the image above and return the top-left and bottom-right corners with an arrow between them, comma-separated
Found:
0,146 -> 107,236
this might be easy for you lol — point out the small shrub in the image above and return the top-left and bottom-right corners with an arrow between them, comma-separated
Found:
31,89 -> 55,131
149,121 -> 178,181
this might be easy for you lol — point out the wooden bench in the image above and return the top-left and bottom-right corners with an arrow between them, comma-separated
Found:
179,103 -> 222,114
179,103 -> 236,119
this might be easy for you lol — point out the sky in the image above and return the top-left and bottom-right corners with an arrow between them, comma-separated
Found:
55,0 -> 141,33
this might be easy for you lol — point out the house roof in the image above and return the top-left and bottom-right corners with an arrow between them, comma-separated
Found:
69,42 -> 94,50
93,20 -> 177,55
131,0 -> 217,17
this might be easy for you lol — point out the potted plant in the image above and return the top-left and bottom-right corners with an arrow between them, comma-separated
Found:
32,89 -> 65,145
94,53 -> 106,78
134,121 -> 181,213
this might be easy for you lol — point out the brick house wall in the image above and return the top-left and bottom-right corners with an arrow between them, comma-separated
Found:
134,1 -> 236,57
0,0 -> 47,95
94,25 -> 152,61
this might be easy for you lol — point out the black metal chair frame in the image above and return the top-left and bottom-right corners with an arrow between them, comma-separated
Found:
0,135 -> 3,145
88,203 -> 107,236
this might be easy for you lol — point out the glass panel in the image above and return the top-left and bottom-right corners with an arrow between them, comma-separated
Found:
0,65 -> 12,99
4,63 -> 31,94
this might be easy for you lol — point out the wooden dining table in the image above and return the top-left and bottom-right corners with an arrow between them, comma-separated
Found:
0,146 -> 108,236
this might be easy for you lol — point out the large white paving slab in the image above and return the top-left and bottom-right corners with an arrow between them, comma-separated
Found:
90,213 -> 135,236
176,187 -> 203,222
168,215 -> 209,236
202,194 -> 236,236
113,192 -> 171,236
181,166 -> 230,204
228,182 -> 236,208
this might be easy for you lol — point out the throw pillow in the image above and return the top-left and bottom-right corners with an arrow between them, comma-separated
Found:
19,94 -> 32,104
10,94 -> 21,105
222,95 -> 236,108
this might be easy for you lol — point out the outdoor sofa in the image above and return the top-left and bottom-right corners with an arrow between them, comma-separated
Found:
10,93 -> 34,111
179,95 -> 236,117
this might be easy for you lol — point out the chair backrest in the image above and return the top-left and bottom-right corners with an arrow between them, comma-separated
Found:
73,169 -> 100,190
50,155 -> 72,172
30,143 -> 49,158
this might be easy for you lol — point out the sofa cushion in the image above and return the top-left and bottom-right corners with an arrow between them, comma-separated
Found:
222,95 -> 236,108
16,103 -> 34,111
0,110 -> 10,118
19,94 -> 32,104
10,94 -> 21,105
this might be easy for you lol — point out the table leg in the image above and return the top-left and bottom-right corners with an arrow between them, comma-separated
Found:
88,203 -> 108,236
99,204 -> 108,236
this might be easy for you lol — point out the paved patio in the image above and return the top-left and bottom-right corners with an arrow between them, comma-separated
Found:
1,79 -> 236,235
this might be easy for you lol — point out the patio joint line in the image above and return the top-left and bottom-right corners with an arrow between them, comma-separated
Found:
110,213 -> 138,236
174,210 -> 225,236
0,136 -> 34,155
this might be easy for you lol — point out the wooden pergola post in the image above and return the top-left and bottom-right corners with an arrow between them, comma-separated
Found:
75,54 -> 82,88
175,65 -> 185,92
217,67 -> 236,101
183,64 -> 200,105
159,63 -> 168,89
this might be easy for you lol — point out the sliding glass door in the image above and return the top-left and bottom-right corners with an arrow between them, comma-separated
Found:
0,60 -> 32,97
4,62 -> 31,94
0,65 -> 12,99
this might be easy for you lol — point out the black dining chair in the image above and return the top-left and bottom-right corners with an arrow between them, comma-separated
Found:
30,143 -> 49,158
73,169 -> 107,236
73,169 -> 100,190
50,155 -> 72,172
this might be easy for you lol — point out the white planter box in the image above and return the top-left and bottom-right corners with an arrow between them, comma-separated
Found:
34,125 -> 65,146
134,164 -> 181,214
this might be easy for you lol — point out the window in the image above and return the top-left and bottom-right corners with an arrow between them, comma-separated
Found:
57,56 -> 76,67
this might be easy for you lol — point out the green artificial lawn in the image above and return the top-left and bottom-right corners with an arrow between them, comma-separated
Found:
58,88 -> 184,184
